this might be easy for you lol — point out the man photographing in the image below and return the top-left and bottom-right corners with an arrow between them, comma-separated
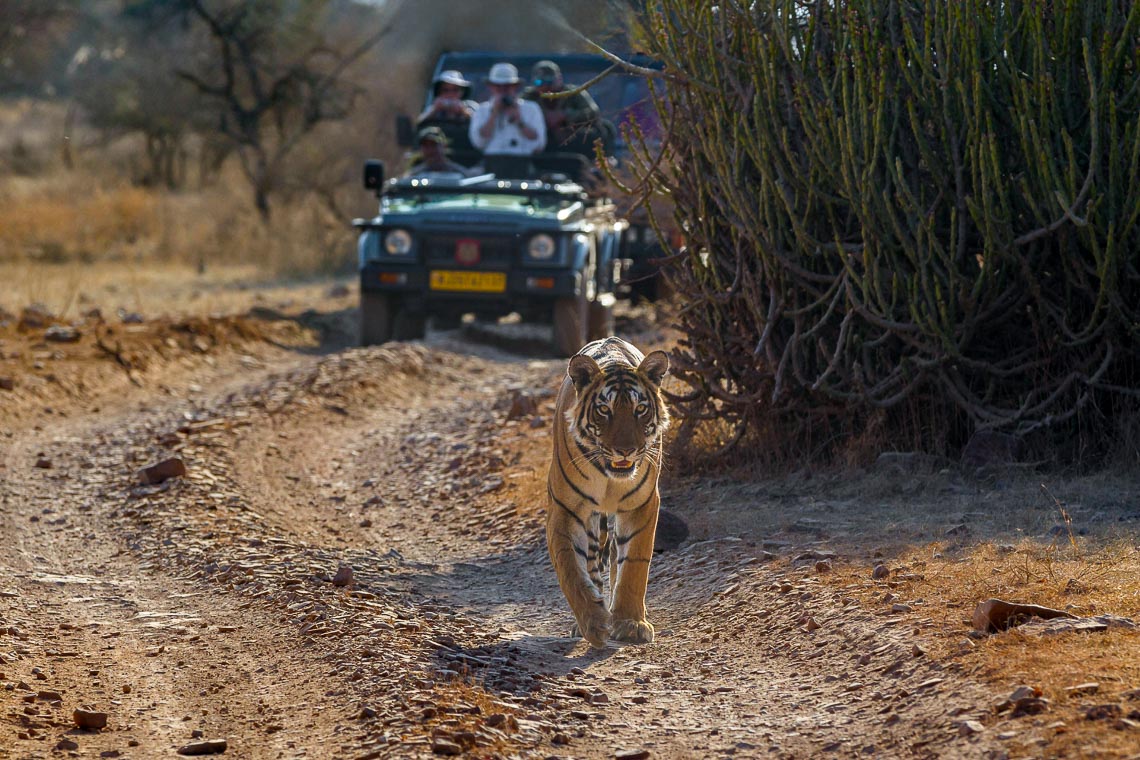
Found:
469,62 -> 546,156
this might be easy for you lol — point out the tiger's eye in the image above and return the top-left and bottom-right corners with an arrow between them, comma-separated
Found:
636,403 -> 648,415
598,404 -> 611,414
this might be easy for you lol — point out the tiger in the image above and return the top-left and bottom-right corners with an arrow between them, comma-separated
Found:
546,337 -> 670,648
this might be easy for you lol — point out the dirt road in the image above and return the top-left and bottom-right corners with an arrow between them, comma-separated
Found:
1,305 -> 1017,759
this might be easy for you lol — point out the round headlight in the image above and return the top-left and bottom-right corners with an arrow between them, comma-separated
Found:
384,229 -> 413,255
528,234 -> 556,260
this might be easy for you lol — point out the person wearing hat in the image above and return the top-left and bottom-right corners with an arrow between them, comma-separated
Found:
416,70 -> 478,126
468,62 -> 546,156
522,60 -> 604,151
405,126 -> 472,178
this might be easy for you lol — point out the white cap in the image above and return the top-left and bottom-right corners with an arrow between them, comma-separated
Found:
487,62 -> 519,85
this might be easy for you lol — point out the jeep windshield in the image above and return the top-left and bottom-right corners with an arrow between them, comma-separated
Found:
381,192 -> 576,218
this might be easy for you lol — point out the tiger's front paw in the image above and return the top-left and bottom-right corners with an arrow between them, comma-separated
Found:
611,618 -> 654,644
571,608 -> 611,649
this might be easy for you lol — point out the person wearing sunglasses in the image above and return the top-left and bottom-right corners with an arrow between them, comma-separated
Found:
522,60 -> 603,152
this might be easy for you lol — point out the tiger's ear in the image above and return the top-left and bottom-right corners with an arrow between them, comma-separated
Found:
638,350 -> 669,386
568,354 -> 601,393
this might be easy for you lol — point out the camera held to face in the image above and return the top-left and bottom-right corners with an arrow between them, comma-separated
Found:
500,95 -> 515,107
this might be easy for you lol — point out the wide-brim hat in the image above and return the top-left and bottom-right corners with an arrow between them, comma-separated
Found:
487,62 -> 519,85
435,69 -> 470,88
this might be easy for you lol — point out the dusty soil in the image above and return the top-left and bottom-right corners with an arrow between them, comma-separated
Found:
2,280 -> 1138,759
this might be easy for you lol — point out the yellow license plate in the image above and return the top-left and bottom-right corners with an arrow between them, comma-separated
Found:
429,270 -> 506,293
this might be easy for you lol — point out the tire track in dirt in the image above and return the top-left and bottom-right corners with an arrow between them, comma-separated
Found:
3,334 -> 1007,758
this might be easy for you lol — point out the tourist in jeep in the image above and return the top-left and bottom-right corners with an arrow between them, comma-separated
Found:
416,69 -> 478,127
469,62 -> 545,156
522,60 -> 608,153
405,126 -> 472,178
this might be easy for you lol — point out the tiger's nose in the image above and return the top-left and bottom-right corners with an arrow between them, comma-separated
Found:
613,447 -> 638,460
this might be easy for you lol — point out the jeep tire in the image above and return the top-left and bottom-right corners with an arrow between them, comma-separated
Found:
552,294 -> 588,357
359,292 -> 393,346
393,310 -> 427,341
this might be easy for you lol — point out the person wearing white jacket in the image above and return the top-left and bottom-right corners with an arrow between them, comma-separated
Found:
469,62 -> 546,156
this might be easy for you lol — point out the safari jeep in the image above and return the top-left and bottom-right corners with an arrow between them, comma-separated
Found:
353,157 -> 621,356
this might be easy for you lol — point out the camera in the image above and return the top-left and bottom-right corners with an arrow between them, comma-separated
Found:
500,95 -> 515,107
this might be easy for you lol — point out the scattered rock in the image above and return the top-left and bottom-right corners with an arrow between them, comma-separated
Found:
327,284 -> 351,298
0,377 -> 14,391
137,457 -> 188,485
1066,683 -> 1100,696
1016,614 -> 1136,636
431,738 -> 462,755
872,564 -> 890,580
1086,704 -> 1123,721
961,430 -> 1021,469
615,750 -> 651,760
44,325 -> 81,343
956,720 -> 985,736
971,598 -> 1076,633
19,303 -> 53,330
505,392 -> 538,421
55,739 -> 79,751
815,560 -> 832,573
911,643 -> 925,658
74,709 -> 108,730
331,565 -> 354,586
34,456 -> 52,469
177,739 -> 227,755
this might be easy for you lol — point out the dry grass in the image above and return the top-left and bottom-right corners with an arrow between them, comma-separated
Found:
0,99 -> 359,280
0,260 -> 354,321
740,468 -> 1140,758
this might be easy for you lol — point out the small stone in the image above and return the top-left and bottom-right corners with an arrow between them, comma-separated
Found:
872,564 -> 890,580
431,738 -> 462,755
74,709 -> 108,730
45,325 -> 82,343
1066,682 -> 1099,696
1085,704 -> 1123,721
35,457 -> 52,469
331,565 -> 354,586
552,732 -> 571,744
137,457 -> 188,485
0,377 -> 14,391
803,616 -> 821,632
55,739 -> 79,751
506,393 -> 537,421
911,643 -> 925,657
815,560 -> 832,573
957,720 -> 985,736
891,603 -> 912,613
972,598 -> 1075,633
176,739 -> 227,755
615,750 -> 651,760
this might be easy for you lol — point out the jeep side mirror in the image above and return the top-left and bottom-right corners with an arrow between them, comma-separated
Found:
395,115 -> 415,148
363,160 -> 385,195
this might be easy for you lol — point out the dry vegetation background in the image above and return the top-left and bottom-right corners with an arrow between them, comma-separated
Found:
0,0 -> 637,316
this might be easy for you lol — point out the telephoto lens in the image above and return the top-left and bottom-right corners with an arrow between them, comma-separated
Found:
502,96 -> 514,107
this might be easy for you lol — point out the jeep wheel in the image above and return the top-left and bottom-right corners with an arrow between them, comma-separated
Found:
587,300 -> 614,341
359,292 -> 393,346
393,310 -> 427,341
552,295 -> 588,357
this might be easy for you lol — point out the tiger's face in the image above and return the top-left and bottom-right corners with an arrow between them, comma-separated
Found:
566,350 -> 670,478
